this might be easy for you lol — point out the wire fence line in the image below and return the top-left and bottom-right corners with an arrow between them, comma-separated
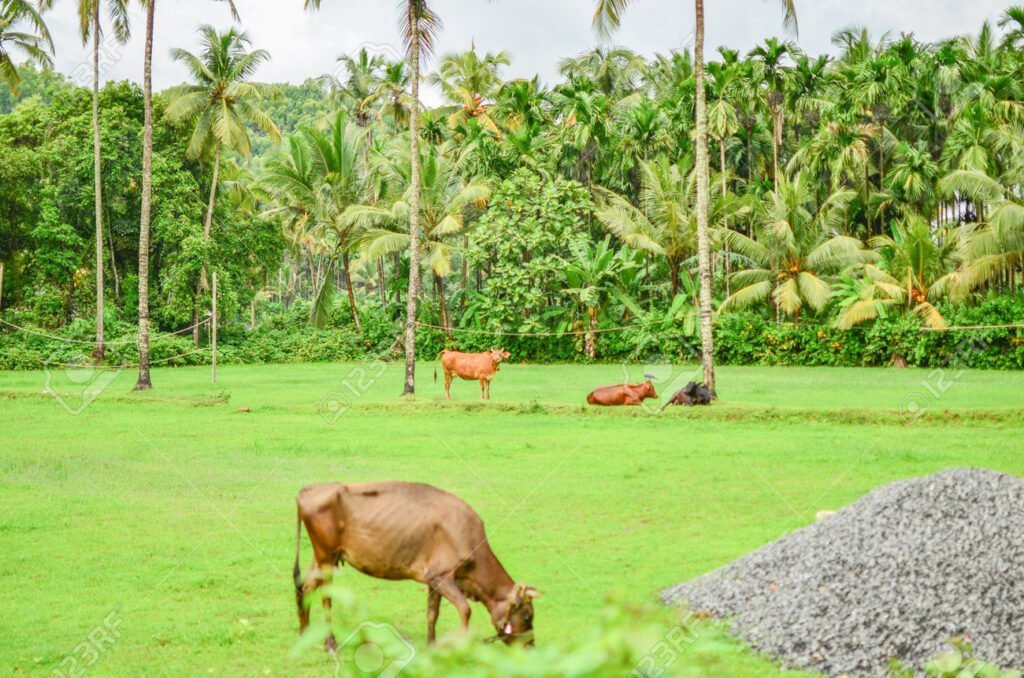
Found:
415,320 -> 663,338
920,323 -> 1024,332
2,315 -> 1018,350
417,320 -> 1024,339
0,317 -> 211,346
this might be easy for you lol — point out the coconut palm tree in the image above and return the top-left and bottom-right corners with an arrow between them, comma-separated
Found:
134,0 -> 239,392
430,45 -> 511,135
940,168 -> 1024,298
593,0 -> 797,391
134,0 -> 156,391
307,0 -> 439,395
166,26 -> 279,254
721,172 -> 875,321
492,76 -> 549,132
330,47 -> 387,125
836,216 -> 959,329
551,77 -> 612,185
346,142 -> 490,336
0,0 -> 53,95
264,113 -> 369,332
595,157 -> 747,297
748,37 -> 795,188
559,46 -> 646,99
562,236 -> 628,359
78,0 -> 130,361
617,98 -> 672,187
165,25 -> 279,343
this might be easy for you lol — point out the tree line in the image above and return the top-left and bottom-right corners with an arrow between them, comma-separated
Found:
2,0 -> 1024,390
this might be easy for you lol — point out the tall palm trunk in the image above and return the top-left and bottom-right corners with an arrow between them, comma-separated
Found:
585,306 -> 597,359
377,257 -> 386,303
107,221 -> 120,298
770,96 -> 783,189
134,0 -> 155,391
402,0 -> 423,395
694,0 -> 716,391
91,4 -> 105,362
203,147 -> 221,241
342,251 -> 362,333
194,146 -> 222,347
669,257 -> 680,297
460,234 -> 468,309
721,138 -> 731,297
434,272 -> 450,337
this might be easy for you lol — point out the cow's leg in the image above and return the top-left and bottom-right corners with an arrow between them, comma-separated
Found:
298,559 -> 319,632
299,559 -> 338,650
479,379 -> 486,400
431,577 -> 471,632
426,588 -> 442,644
320,561 -> 338,652
444,372 -> 454,400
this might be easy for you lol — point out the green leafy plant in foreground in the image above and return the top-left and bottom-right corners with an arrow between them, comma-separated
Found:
294,585 -> 706,677
889,638 -> 1022,678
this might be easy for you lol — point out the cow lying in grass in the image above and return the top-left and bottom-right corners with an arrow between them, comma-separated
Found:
587,380 -> 658,406
435,348 -> 511,400
294,481 -> 539,649
660,381 -> 716,410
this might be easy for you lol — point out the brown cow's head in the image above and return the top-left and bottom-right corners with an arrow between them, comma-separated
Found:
489,348 -> 511,364
641,381 -> 658,400
494,583 -> 539,646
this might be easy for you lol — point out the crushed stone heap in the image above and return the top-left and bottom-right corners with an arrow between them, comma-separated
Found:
663,468 -> 1024,676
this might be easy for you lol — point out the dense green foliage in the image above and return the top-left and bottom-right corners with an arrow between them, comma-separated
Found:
4,9 -> 1024,368
0,68 -> 284,336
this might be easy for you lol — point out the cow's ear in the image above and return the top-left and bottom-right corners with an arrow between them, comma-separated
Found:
524,585 -> 540,601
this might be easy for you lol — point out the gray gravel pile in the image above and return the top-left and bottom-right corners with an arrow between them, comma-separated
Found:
663,468 -> 1024,676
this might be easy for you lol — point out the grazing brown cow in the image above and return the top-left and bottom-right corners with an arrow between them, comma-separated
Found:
294,481 -> 538,649
586,381 -> 659,406
434,348 -> 511,400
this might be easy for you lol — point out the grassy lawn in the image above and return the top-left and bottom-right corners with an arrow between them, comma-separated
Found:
2,362 -> 1023,676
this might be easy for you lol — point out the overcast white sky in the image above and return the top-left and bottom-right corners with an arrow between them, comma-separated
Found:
45,0 -> 1012,104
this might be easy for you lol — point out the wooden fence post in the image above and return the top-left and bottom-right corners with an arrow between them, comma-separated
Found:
211,272 -> 218,384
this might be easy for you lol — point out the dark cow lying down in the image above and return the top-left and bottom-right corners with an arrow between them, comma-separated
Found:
435,348 -> 511,400
587,380 -> 658,406
660,381 -> 716,410
294,481 -> 538,648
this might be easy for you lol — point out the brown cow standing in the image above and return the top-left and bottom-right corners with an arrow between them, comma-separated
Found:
586,381 -> 658,406
435,348 -> 511,400
294,481 -> 538,649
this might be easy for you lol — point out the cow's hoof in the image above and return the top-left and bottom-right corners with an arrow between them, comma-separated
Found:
325,636 -> 338,654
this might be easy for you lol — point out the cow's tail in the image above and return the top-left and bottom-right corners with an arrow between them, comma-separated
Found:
293,508 -> 304,617
434,350 -> 446,383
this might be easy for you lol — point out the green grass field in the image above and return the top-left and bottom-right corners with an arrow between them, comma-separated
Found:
2,362 -> 1023,676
